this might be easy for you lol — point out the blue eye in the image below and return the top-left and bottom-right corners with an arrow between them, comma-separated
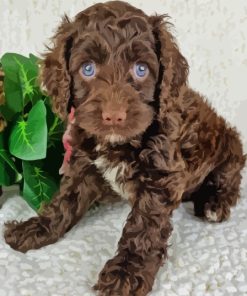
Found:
81,62 -> 95,77
134,63 -> 149,78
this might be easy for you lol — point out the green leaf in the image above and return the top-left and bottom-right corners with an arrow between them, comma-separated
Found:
9,100 -> 47,160
0,53 -> 40,120
22,160 -> 58,210
29,53 -> 41,65
45,102 -> 64,148
0,133 -> 22,186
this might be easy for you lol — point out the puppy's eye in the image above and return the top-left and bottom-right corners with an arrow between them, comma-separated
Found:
133,63 -> 149,79
81,62 -> 96,78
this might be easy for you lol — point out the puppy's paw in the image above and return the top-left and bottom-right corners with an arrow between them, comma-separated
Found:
94,257 -> 130,296
4,217 -> 51,252
94,256 -> 150,296
204,202 -> 230,222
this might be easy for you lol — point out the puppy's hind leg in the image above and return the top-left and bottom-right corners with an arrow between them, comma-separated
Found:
193,132 -> 246,222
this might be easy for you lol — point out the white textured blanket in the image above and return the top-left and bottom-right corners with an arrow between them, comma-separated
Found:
0,184 -> 246,296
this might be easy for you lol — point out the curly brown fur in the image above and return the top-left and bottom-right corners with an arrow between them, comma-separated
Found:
4,1 -> 246,295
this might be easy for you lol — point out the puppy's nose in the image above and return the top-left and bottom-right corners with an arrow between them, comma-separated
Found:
102,110 -> 127,125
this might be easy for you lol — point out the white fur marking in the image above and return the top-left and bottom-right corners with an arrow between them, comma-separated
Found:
206,209 -> 218,222
93,156 -> 128,200
105,134 -> 125,144
95,144 -> 102,152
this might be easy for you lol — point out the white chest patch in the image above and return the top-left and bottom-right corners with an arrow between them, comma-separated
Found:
93,156 -> 128,200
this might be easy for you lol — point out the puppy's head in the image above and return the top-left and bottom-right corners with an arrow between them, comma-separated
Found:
41,1 -> 188,144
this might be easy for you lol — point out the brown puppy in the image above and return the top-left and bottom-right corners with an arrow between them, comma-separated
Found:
4,1 -> 246,295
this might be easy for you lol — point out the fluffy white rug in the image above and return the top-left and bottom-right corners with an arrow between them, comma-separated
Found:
0,183 -> 246,296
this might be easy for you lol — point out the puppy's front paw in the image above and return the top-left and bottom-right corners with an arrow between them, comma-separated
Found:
94,256 -> 150,296
4,216 -> 51,252
94,256 -> 130,296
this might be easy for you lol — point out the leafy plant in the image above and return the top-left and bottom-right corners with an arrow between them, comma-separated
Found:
0,53 -> 64,211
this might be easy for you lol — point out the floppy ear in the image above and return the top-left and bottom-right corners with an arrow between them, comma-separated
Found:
40,16 -> 75,120
150,15 -> 189,100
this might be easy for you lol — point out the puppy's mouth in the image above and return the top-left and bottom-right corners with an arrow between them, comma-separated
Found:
104,133 -> 126,144
99,125 -> 128,144
76,101 -> 155,144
